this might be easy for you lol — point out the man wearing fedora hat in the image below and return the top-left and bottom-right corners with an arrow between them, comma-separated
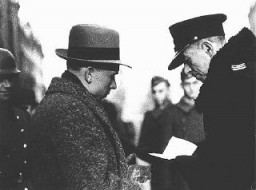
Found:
167,14 -> 256,190
0,48 -> 31,189
28,24 -> 147,189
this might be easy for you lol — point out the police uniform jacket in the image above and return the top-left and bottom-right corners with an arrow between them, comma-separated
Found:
29,71 -> 129,190
177,28 -> 255,190
0,102 -> 30,187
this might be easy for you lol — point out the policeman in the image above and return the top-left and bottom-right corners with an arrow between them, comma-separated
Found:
0,48 -> 30,190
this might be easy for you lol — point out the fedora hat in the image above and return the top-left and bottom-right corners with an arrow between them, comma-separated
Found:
56,24 -> 131,69
0,48 -> 20,75
168,14 -> 227,70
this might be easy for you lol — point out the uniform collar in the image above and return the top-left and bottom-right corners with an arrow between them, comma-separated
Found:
176,96 -> 194,113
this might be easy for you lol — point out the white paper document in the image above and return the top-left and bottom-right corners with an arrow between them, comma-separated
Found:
149,136 -> 197,160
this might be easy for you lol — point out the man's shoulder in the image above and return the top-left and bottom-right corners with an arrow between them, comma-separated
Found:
210,27 -> 256,79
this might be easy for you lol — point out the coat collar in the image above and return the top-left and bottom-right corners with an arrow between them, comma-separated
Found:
196,28 -> 256,112
47,71 -> 113,128
176,97 -> 195,113
151,100 -> 173,119
207,27 -> 255,78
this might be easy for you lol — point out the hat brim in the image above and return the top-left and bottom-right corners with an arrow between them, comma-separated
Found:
0,69 -> 20,75
56,49 -> 132,69
168,48 -> 185,70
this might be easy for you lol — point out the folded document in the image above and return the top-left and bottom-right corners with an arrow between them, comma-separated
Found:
149,136 -> 197,160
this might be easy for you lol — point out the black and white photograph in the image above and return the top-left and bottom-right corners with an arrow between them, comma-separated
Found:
0,0 -> 255,189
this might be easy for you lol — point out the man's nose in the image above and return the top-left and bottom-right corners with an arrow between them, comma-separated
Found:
110,80 -> 117,89
184,64 -> 192,74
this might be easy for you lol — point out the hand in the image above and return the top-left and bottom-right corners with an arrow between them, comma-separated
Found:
126,153 -> 136,163
128,164 -> 151,183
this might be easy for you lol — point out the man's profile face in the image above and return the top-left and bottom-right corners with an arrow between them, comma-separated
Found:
183,43 -> 211,82
0,74 -> 16,102
92,69 -> 118,100
182,76 -> 202,100
152,82 -> 169,107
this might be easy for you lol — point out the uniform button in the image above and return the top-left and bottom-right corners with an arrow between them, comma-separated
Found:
21,129 -> 24,132
193,36 -> 198,40
23,144 -> 27,148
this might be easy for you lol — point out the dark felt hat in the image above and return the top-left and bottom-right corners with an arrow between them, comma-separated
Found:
56,24 -> 131,70
0,48 -> 20,75
168,14 -> 227,70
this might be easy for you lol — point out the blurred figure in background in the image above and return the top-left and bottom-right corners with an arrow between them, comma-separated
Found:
136,76 -> 174,190
0,48 -> 30,190
158,68 -> 205,190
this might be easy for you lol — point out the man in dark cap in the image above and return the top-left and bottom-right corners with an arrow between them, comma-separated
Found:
29,24 -> 149,190
137,76 -> 174,190
0,48 -> 30,189
156,69 -> 205,190
168,14 -> 255,190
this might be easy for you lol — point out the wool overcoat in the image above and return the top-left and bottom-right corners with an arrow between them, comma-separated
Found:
29,72 -> 129,190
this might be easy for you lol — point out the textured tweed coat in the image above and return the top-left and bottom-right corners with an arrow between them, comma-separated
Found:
28,71 -> 129,190
175,28 -> 255,190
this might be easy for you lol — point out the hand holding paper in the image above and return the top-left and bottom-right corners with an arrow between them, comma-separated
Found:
149,136 -> 197,160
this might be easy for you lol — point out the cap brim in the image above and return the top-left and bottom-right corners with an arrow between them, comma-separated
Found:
168,49 -> 185,70
55,49 -> 132,69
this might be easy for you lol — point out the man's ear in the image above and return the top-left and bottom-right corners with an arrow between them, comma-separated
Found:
201,41 -> 215,57
84,67 -> 94,84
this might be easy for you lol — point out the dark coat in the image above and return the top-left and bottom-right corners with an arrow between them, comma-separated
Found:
176,28 -> 255,190
160,97 -> 205,145
29,72 -> 129,190
156,97 -> 204,190
0,102 -> 30,189
137,101 -> 175,190
137,101 -> 174,160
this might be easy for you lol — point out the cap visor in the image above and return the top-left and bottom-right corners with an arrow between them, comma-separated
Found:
55,49 -> 132,69
168,49 -> 185,70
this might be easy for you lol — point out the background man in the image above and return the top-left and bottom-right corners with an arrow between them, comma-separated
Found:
0,48 -> 30,190
168,14 -> 255,190
158,68 -> 205,190
29,24 -> 146,190
137,76 -> 173,190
